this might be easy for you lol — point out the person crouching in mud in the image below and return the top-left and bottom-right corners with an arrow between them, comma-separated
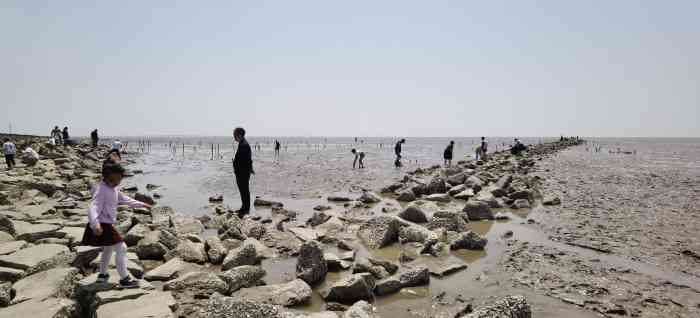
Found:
351,148 -> 365,169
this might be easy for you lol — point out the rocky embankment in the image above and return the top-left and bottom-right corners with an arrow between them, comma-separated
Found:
0,137 -> 582,318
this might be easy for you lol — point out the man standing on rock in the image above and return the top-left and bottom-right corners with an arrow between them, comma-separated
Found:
2,138 -> 16,170
91,129 -> 99,147
394,139 -> 405,167
233,127 -> 254,218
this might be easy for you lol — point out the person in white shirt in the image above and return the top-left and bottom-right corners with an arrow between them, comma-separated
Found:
111,139 -> 123,154
22,147 -> 39,166
2,138 -> 16,170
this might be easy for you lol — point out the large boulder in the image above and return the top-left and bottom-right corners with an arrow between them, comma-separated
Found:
11,267 -> 80,304
0,243 -> 69,272
218,265 -> 266,295
357,216 -> 402,249
0,267 -> 25,282
233,279 -> 312,307
427,211 -> 469,232
463,201 -> 494,221
465,295 -> 532,318
397,206 -> 428,223
222,240 -> 259,271
144,258 -> 186,282
296,240 -> 327,285
163,271 -> 228,297
374,267 -> 430,296
205,236 -> 228,265
321,273 -> 375,304
450,231 -> 488,250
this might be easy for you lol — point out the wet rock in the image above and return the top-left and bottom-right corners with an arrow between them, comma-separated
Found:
398,225 -> 438,247
124,223 -> 149,246
163,271 -> 228,297
233,279 -> 312,307
96,291 -> 176,318
328,195 -> 351,202
205,236 -> 228,265
321,273 -> 375,304
508,190 -> 532,202
0,243 -> 69,271
411,184 -> 429,197
222,240 -> 259,271
0,282 -> 11,307
357,216 -> 402,249
289,227 -> 321,242
374,267 -> 430,296
206,295 -> 284,318
209,194 -> 224,202
381,183 -> 403,194
463,201 -> 494,221
398,206 -> 428,223
166,240 -> 207,264
427,177 -> 448,194
465,175 -> 484,191
1,298 -> 78,317
454,189 -> 476,200
171,215 -> 205,236
448,184 -> 467,196
144,258 -> 186,281
296,240 -> 327,285
495,174 -> 513,190
307,211 -> 332,227
425,193 -> 451,203
429,263 -> 468,277
358,191 -> 382,204
464,295 -> 532,318
12,221 -> 64,242
218,265 -> 266,295
0,266 -> 25,282
134,231 -> 172,260
0,215 -> 15,236
543,196 -> 561,206
450,231 -> 488,250
343,300 -> 379,318
512,199 -> 530,209
325,253 -> 352,271
0,240 -> 27,256
427,211 -> 469,232
447,173 -> 468,186
254,198 -> 284,207
134,192 -> 155,205
474,191 -> 501,208
396,190 -> 416,202
11,267 -> 80,304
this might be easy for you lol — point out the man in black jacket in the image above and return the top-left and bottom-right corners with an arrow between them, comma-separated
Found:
233,127 -> 254,217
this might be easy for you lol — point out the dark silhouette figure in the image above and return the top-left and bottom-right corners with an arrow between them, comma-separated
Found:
91,129 -> 99,147
444,140 -> 454,166
394,139 -> 406,167
233,127 -> 254,218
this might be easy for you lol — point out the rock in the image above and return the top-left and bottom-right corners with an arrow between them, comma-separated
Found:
134,230 -> 177,260
321,273 -> 375,304
429,263 -> 468,277
72,246 -> 101,269
427,177 -> 448,194
374,267 -> 430,296
427,211 -> 469,232
288,227 -> 321,242
0,241 -> 27,256
494,213 -> 510,220
233,279 -> 312,307
307,212 -> 331,227
398,226 -> 438,246
509,190 -> 532,201
11,267 -> 80,304
209,194 -> 224,202
218,265 -> 266,295
12,221 -> 63,242
124,223 -> 148,246
358,191 -> 381,204
512,199 -> 530,209
0,243 -> 69,271
425,193 -> 451,203
222,240 -> 258,270
96,291 -> 176,318
463,201 -> 494,221
0,282 -> 11,307
0,267 -> 25,282
144,258 -> 186,281
325,253 -> 352,271
0,215 -> 15,236
495,174 -> 513,190
0,298 -> 78,317
205,236 -> 228,265
447,184 -> 467,196
343,300 -> 379,318
327,195 -> 351,202
450,231 -> 488,250
447,173 -> 468,186
296,240 -> 327,285
380,183 -> 403,194
464,295 -> 532,318
454,189 -> 476,200
313,205 -> 332,212
398,206 -> 428,223
396,190 -> 416,202
474,191 -> 501,208
167,240 -> 207,264
465,175 -> 484,191
206,295 -> 284,318
171,216 -> 205,236
146,183 -> 160,190
134,192 -> 156,205
254,198 -> 284,207
163,271 -> 228,297
27,180 -> 64,196
357,216 -> 402,249
543,196 -> 561,206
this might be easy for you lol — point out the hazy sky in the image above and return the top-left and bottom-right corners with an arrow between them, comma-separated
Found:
2,1 -> 698,137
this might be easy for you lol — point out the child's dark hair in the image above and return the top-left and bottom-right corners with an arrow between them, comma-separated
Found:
102,162 -> 125,178
234,127 -> 246,138
351,148 -> 357,153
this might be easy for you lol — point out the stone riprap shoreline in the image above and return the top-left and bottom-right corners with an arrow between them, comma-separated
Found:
0,136 -> 587,318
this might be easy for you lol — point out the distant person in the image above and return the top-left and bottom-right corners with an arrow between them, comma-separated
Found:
51,126 -> 62,145
476,136 -> 488,161
91,129 -> 99,147
82,162 -> 151,289
3,138 -> 16,170
274,140 -> 281,158
443,140 -> 455,167
62,127 -> 70,147
351,148 -> 365,169
112,139 -> 123,155
22,146 -> 39,166
511,138 -> 527,156
394,139 -> 406,167
233,127 -> 254,218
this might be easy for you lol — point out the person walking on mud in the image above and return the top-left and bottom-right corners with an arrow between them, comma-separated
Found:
394,139 -> 406,167
476,136 -> 488,161
91,129 -> 99,147
2,138 -> 16,170
443,140 -> 455,167
274,140 -> 281,158
233,127 -> 254,218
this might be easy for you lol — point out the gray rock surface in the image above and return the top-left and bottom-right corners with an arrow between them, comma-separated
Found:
144,258 -> 186,281
450,231 -> 488,250
357,216 -> 402,249
222,240 -> 258,271
96,291 -> 176,318
296,240 -> 327,285
163,271 -> 228,297
463,201 -> 494,221
11,267 -> 80,304
218,265 -> 266,295
206,236 -> 228,264
232,279 -> 312,307
464,295 -> 532,318
398,206 -> 428,223
343,300 -> 379,318
321,273 -> 375,304
0,243 -> 69,271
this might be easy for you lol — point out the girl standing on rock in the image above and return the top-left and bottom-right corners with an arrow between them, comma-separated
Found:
82,162 -> 151,288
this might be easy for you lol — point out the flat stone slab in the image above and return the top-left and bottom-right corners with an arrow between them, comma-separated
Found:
13,220 -> 64,242
144,258 -> 186,282
0,243 -> 69,270
232,279 -> 312,307
0,240 -> 27,255
0,298 -> 77,318
11,267 -> 80,304
57,226 -> 85,244
288,227 -> 320,242
95,291 -> 176,318
0,266 -> 25,282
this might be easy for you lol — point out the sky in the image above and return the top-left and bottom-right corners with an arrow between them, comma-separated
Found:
1,1 -> 698,137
